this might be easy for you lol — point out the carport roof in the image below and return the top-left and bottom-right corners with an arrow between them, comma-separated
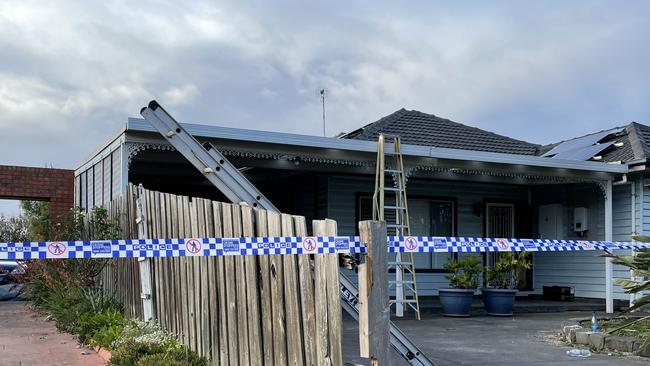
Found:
124,118 -> 627,174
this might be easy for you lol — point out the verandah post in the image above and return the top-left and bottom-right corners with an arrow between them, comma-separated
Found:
605,179 -> 614,314
358,220 -> 390,365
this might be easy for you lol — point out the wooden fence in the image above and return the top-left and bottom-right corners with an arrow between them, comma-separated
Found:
101,185 -> 343,365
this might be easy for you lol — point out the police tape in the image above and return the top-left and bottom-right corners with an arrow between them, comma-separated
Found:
1,236 -> 649,260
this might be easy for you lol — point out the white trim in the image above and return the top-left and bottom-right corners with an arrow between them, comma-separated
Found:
605,180 -> 614,313
75,132 -> 125,174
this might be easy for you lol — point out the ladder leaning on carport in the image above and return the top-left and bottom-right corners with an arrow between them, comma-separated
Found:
139,101 -> 435,366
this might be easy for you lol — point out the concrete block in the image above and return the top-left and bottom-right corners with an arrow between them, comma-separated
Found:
632,340 -> 643,353
604,335 -> 637,353
563,325 -> 581,343
575,330 -> 591,345
635,342 -> 650,357
588,332 -> 607,350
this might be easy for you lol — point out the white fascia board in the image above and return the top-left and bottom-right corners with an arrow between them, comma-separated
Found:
126,118 -> 628,174
75,125 -> 127,175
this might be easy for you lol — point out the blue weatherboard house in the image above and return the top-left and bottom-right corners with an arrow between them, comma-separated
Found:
75,108 -> 650,310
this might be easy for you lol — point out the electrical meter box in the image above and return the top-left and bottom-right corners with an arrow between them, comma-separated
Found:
539,204 -> 564,239
574,207 -> 589,232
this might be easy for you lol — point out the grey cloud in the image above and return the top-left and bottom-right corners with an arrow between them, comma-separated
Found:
1,0 -> 650,168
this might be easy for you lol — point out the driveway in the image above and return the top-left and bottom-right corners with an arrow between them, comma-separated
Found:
0,301 -> 105,366
342,312 -> 650,365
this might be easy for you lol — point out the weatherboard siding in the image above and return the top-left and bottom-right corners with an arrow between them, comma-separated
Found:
326,175 -> 528,295
532,183 -> 635,300
329,176 -> 639,299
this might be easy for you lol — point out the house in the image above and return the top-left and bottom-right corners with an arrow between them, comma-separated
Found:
75,107 -> 646,309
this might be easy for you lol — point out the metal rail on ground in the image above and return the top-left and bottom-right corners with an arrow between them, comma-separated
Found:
140,100 -> 435,365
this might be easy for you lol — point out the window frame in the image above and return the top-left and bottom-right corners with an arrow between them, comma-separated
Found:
355,192 -> 458,273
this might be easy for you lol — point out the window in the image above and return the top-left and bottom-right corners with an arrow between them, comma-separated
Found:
358,195 -> 456,271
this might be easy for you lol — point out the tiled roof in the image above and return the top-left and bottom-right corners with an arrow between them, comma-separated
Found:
341,109 -> 540,155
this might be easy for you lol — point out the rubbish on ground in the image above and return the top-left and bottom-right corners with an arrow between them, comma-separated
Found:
566,349 -> 592,358
591,311 -> 600,332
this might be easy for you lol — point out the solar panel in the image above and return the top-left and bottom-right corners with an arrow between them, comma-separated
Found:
542,127 -> 623,157
551,141 -> 616,160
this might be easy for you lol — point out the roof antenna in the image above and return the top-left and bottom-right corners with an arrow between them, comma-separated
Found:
320,88 -> 327,137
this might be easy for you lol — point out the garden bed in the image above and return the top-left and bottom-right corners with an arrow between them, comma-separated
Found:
561,316 -> 650,356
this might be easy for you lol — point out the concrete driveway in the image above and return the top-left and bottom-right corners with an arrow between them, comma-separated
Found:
342,312 -> 650,365
0,301 -> 105,366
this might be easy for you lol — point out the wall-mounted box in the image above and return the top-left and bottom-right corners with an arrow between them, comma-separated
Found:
539,204 -> 564,239
574,207 -> 589,232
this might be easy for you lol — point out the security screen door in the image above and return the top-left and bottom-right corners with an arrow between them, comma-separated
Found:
486,203 -> 515,267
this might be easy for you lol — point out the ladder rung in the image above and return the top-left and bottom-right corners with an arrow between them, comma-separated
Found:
389,280 -> 416,284
387,224 -> 408,228
384,169 -> 401,174
389,261 -> 415,266
389,299 -> 419,304
385,187 -> 404,192
384,205 -> 406,210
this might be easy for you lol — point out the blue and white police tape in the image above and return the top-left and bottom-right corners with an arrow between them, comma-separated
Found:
1,236 -> 650,260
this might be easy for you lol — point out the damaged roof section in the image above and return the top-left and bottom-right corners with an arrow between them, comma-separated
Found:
340,108 -> 541,156
541,123 -> 650,163
342,109 -> 650,164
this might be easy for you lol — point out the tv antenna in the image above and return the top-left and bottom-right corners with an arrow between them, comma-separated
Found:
319,88 -> 327,137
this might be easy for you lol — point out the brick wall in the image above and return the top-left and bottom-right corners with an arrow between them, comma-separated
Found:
0,165 -> 74,222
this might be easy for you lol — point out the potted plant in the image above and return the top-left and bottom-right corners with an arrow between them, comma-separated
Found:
482,252 -> 532,316
438,255 -> 483,317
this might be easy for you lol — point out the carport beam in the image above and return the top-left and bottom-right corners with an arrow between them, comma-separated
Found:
605,180 -> 614,314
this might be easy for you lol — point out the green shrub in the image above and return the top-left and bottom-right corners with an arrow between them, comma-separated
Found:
112,320 -> 178,350
0,214 -> 29,242
109,321 -> 208,366
109,340 -> 168,366
136,354 -> 192,366
163,346 -> 209,366
76,309 -> 128,347
485,252 -> 532,289
135,347 -> 209,366
443,255 -> 483,289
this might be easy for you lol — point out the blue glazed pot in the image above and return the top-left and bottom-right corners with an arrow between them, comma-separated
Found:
438,288 -> 476,317
481,288 -> 517,316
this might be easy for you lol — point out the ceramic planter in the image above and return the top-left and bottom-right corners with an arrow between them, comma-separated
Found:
438,288 -> 476,317
481,288 -> 517,316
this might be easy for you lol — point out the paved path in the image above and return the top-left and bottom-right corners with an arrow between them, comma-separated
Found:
0,301 -> 105,366
342,311 -> 650,365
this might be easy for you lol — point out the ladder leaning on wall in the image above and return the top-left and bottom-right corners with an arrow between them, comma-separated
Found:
373,134 -> 421,320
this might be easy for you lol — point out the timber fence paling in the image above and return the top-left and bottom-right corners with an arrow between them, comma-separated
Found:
242,204 -> 263,365
100,185 -> 343,366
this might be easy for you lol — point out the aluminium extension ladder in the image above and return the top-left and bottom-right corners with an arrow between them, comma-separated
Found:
140,101 -> 434,366
374,134 -> 421,319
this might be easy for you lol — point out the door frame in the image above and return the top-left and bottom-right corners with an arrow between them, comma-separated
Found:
485,202 -> 515,238
483,200 -> 534,291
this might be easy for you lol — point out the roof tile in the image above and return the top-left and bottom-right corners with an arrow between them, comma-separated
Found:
341,109 -> 540,155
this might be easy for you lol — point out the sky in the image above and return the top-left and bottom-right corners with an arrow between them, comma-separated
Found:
1,1 -> 650,214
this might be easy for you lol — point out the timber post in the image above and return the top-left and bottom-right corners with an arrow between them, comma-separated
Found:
358,220 -> 390,365
136,184 -> 154,320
